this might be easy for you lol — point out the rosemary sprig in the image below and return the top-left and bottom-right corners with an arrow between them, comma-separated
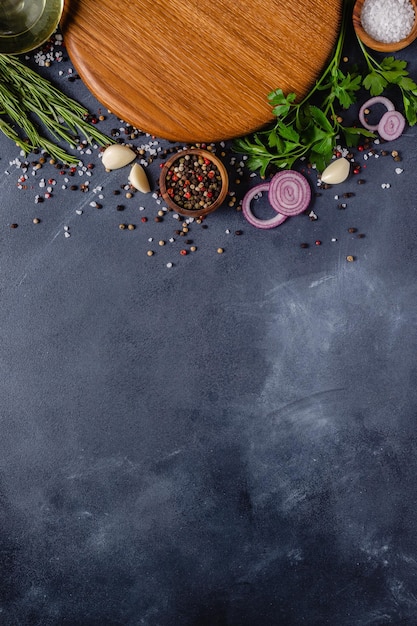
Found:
0,54 -> 112,163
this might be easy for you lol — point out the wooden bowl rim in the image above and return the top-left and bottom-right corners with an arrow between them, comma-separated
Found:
159,149 -> 229,217
353,0 -> 417,52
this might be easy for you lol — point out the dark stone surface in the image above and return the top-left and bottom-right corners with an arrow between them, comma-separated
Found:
1,27 -> 417,626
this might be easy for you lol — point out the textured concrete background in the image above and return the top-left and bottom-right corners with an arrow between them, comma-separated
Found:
1,27 -> 417,626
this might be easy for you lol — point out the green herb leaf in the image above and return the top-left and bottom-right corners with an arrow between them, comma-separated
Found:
398,77 -> 417,91
380,57 -> 407,72
275,120 -> 300,143
363,71 -> 387,96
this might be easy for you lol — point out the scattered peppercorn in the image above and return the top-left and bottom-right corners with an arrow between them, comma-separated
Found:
346,255 -> 355,262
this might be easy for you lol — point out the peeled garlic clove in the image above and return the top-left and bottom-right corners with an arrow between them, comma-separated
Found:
128,163 -> 151,193
101,144 -> 136,170
320,157 -> 350,184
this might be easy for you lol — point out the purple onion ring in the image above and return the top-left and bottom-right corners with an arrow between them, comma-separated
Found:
242,182 -> 287,229
359,96 -> 396,131
378,110 -> 406,141
268,170 -> 311,217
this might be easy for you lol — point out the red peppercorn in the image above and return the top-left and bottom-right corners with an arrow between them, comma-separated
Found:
141,217 -> 148,223
180,249 -> 187,256
315,240 -> 321,246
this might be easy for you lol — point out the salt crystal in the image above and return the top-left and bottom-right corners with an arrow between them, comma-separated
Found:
361,0 -> 415,43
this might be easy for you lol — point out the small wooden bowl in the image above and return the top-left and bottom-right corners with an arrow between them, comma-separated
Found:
353,0 -> 417,52
159,149 -> 229,218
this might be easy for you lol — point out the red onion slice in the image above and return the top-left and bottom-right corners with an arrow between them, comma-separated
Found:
378,110 -> 405,141
359,96 -> 396,131
242,183 -> 287,229
268,170 -> 311,217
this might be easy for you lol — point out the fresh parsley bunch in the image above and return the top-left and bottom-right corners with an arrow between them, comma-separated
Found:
234,0 -> 417,176
358,39 -> 417,125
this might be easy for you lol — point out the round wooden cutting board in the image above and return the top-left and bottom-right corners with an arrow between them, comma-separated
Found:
61,0 -> 342,143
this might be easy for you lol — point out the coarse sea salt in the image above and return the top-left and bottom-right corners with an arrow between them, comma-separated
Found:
361,0 -> 415,43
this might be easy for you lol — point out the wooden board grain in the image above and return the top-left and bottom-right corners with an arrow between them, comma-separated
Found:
61,0 -> 342,143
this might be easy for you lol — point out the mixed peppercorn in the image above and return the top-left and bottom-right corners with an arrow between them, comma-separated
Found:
164,153 -> 223,211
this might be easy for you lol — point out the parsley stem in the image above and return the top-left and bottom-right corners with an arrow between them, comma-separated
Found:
298,0 -> 351,107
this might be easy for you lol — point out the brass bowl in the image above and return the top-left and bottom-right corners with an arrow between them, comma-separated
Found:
159,149 -> 229,218
353,0 -> 417,52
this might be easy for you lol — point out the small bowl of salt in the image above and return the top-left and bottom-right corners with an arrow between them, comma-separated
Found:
353,0 -> 417,52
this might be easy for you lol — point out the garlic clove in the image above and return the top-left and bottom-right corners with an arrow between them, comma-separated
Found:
320,157 -> 350,184
128,163 -> 151,193
101,144 -> 136,170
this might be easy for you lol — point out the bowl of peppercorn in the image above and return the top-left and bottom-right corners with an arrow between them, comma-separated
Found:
353,0 -> 417,52
159,149 -> 229,218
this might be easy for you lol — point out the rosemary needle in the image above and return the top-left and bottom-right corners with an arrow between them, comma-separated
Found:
0,54 -> 112,163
